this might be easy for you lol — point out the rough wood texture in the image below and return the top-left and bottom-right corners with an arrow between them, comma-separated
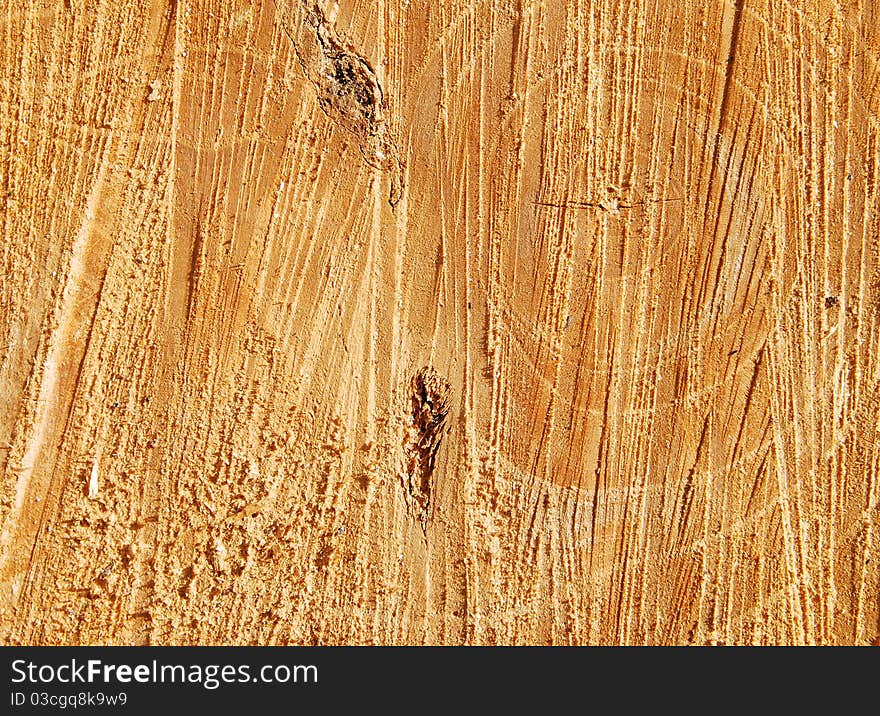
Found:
1,0 -> 879,645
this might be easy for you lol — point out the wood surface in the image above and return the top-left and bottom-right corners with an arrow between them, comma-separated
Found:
1,0 -> 879,645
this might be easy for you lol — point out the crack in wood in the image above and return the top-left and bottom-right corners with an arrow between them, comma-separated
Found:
281,1 -> 404,206
402,367 -> 451,535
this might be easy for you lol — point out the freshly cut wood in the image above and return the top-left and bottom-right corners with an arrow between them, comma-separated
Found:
1,0 -> 878,645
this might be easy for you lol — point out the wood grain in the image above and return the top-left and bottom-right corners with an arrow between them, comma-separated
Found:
1,0 -> 879,645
